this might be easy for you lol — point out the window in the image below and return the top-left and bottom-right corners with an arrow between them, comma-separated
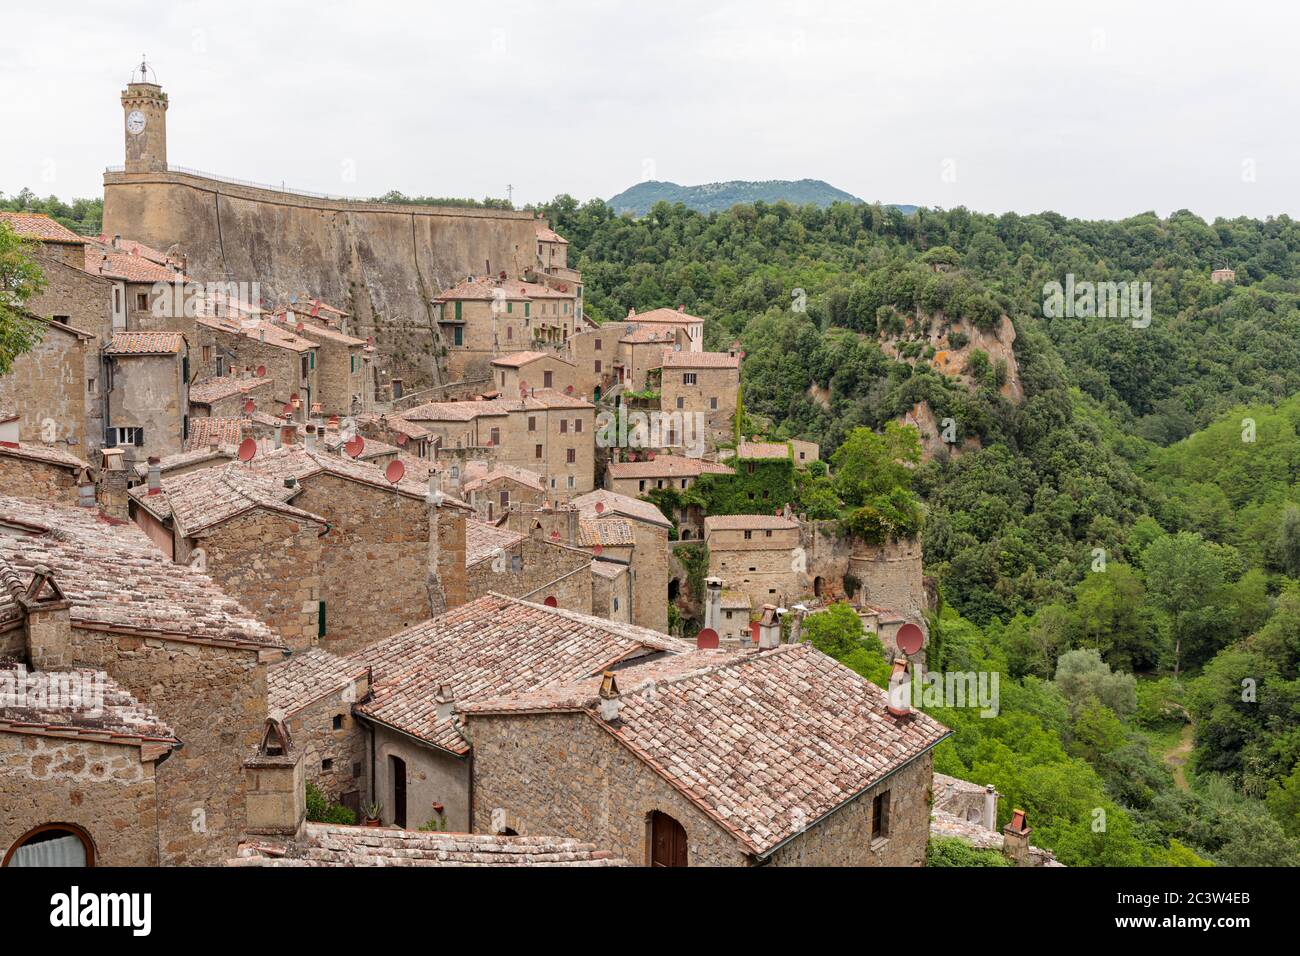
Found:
872,791 -> 891,841
525,302 -> 531,317
574,419 -> 582,434
4,824 -> 94,867
567,448 -> 576,464
332,714 -> 343,731
725,611 -> 733,620
136,291 -> 149,311
500,490 -> 510,508
507,302 -> 514,314
594,338 -> 602,351
507,326 -> 513,340
676,397 -> 684,410
321,758 -> 334,771
765,530 -> 773,538
656,479 -> 664,489
710,397 -> 718,410
567,475 -> 575,489
88,377 -> 95,394
501,371 -> 507,386
594,359 -> 602,373
613,597 -> 619,612
106,426 -> 143,447
454,301 -> 463,321
639,479 -> 646,491
490,427 -> 500,446
309,352 -> 316,370
544,371 -> 553,388
202,346 -> 212,364
535,444 -> 543,459
560,419 -> 568,434
454,326 -> 463,346
743,530 -> 753,540
683,372 -> 697,385
318,600 -> 327,638
528,416 -> 537,432
351,355 -> 358,373
681,479 -> 688,489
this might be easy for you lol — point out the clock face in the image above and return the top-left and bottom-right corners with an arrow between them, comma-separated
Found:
126,110 -> 146,135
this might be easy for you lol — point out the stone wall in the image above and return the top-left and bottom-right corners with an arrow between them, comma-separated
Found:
107,351 -> 187,462
467,711 -> 751,865
186,509 -> 323,653
0,320 -> 90,452
628,521 -> 669,634
67,628 -> 276,866
0,734 -> 161,866
195,325 -> 316,414
849,536 -> 925,617
466,533 -> 591,611
371,724 -> 470,831
103,170 -> 544,388
0,456 -> 81,506
285,681 -> 369,806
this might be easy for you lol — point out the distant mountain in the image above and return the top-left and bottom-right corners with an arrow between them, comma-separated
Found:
606,179 -> 911,217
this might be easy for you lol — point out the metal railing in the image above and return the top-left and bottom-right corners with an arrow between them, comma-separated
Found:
105,164 -> 372,202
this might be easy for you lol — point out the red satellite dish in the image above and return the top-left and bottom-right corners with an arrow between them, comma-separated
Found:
550,529 -> 561,540
647,451 -> 656,461
237,438 -> 257,463
345,436 -> 365,458
385,459 -> 406,484
696,628 -> 719,650
565,385 -> 574,395
395,432 -> 409,446
296,322 -> 305,334
896,622 -> 925,656
543,596 -> 558,607
243,398 -> 255,414
256,365 -> 266,377
594,501 -> 605,514
592,544 -> 603,556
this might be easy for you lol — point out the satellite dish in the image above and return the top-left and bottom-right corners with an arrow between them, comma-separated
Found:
565,385 -> 574,395
592,544 -> 603,556
256,365 -> 266,377
243,398 -> 255,414
543,596 -> 558,607
395,432 -> 409,447
696,628 -> 719,650
345,436 -> 365,458
594,501 -> 605,514
550,529 -> 560,540
897,622 -> 925,656
237,438 -> 257,463
647,451 -> 656,461
385,459 -> 406,484
296,322 -> 305,334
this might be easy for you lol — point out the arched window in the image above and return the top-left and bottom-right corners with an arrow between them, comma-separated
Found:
4,823 -> 95,867
648,811 -> 687,867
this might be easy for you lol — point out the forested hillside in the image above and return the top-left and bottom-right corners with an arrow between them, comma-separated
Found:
542,193 -> 1300,865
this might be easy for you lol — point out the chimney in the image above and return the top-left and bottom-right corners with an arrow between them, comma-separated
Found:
112,234 -> 121,250
20,565 -> 73,672
626,307 -> 636,318
757,604 -> 782,650
703,577 -> 723,633
984,784 -> 999,832
565,505 -> 578,544
77,467 -> 97,508
1001,809 -> 1031,866
887,658 -> 912,717
243,716 -> 306,838
280,423 -> 298,446
597,671 -> 621,722
426,471 -> 445,507
96,447 -> 130,520
304,424 -> 317,452
434,684 -> 455,723
788,603 -> 808,645
146,457 -> 162,495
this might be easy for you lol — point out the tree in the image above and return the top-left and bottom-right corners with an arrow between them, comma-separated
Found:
1054,648 -> 1137,718
1142,532 -> 1236,676
1072,564 -> 1158,670
1266,761 -> 1300,839
0,221 -> 46,375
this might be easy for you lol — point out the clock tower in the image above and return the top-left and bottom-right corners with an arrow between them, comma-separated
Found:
121,58 -> 168,173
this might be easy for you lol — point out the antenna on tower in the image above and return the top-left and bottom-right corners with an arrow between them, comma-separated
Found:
506,184 -> 514,204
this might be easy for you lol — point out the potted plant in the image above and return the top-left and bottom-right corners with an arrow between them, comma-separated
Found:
362,800 -> 383,827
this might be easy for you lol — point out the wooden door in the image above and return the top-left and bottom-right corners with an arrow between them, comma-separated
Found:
390,755 -> 407,828
650,811 -> 687,867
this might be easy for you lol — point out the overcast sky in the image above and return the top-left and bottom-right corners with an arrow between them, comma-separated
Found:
2,0 -> 1297,221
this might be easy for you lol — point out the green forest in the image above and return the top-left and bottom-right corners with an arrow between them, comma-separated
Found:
540,194 -> 1300,866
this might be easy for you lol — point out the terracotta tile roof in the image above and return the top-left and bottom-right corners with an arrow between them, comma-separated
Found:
464,520 -> 526,566
704,514 -> 799,532
720,590 -> 751,609
472,644 -> 951,857
434,277 -> 527,302
577,517 -> 635,547
185,417 -> 250,451
0,442 -> 90,474
571,489 -> 670,529
351,594 -> 691,753
536,225 -> 569,244
462,463 -> 544,493
625,307 -> 703,325
619,325 -> 678,345
197,316 -> 319,353
606,454 -> 733,480
490,350 -> 551,368
0,211 -> 87,245
0,495 -> 282,649
658,350 -> 740,369
104,331 -> 185,356
94,234 -> 173,265
188,376 -> 275,405
231,823 -> 625,866
321,429 -> 400,461
132,446 -> 235,479
246,445 -> 470,510
403,398 -> 512,423
269,311 -> 368,347
391,452 -> 441,486
268,648 -> 369,717
84,243 -> 186,283
354,413 -> 430,440
128,463 -> 327,535
737,441 -> 792,460
0,660 -> 178,746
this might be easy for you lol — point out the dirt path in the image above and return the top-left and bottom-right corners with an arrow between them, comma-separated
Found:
1164,722 -> 1195,791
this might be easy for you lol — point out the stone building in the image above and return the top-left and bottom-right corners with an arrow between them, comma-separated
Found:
0,493 -> 286,866
0,660 -> 179,866
620,306 -> 704,352
342,594 -> 688,832
196,316 -> 320,423
267,648 -> 371,807
705,514 -> 804,611
461,462 -> 545,522
353,413 -> 434,459
268,308 -> 375,415
463,641 -> 949,866
490,350 -> 578,397
187,375 -> 275,419
244,444 -> 470,654
0,316 -> 95,452
590,558 -> 632,624
0,442 -> 95,507
82,234 -> 195,337
434,277 -> 579,383
571,490 -> 672,634
103,331 -> 190,462
655,349 -> 741,450
464,519 -> 594,612
127,463 -> 328,650
728,438 -> 821,471
604,454 -> 733,538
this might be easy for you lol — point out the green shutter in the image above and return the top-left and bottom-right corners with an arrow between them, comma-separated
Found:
524,302 -> 530,317
455,301 -> 462,321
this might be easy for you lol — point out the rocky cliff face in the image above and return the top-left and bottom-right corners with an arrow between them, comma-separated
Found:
103,171 -> 541,389
879,310 -> 1023,405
